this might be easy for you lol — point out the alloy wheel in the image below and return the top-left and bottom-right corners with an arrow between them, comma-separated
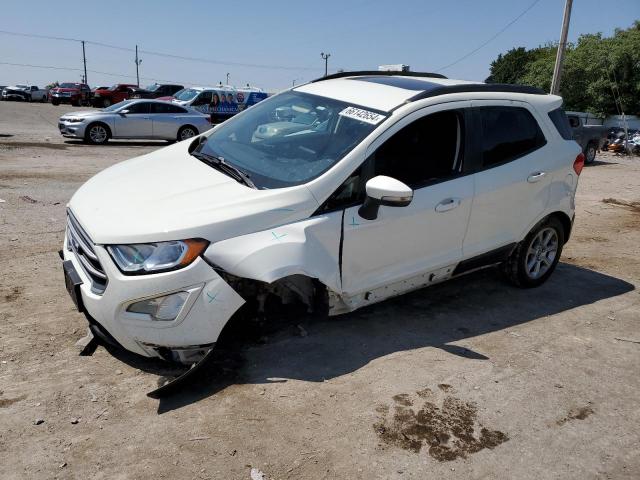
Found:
89,125 -> 108,144
525,227 -> 558,279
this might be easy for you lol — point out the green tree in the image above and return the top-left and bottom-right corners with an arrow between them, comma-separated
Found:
486,22 -> 640,116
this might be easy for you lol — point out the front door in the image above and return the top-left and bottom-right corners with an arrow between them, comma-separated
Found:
114,101 -> 153,138
340,103 -> 474,296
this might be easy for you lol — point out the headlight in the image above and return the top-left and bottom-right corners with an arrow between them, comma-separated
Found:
64,117 -> 84,123
107,239 -> 209,275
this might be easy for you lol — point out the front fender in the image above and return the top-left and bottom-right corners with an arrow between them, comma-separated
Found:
204,214 -> 342,292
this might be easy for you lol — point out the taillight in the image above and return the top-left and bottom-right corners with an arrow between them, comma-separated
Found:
573,153 -> 585,175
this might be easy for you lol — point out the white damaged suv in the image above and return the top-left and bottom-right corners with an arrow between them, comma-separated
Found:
62,71 -> 583,365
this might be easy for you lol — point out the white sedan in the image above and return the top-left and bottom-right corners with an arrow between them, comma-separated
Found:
57,99 -> 213,144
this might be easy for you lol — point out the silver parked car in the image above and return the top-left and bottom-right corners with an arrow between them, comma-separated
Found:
57,99 -> 213,144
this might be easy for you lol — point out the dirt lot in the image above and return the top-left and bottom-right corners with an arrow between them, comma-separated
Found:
1,101 -> 639,480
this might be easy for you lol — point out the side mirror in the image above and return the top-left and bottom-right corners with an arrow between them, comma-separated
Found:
119,109 -> 130,115
358,175 -> 413,220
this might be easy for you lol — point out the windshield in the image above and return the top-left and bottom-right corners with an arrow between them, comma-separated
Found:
16,85 -> 28,89
197,91 -> 385,189
59,83 -> 78,89
103,100 -> 133,112
174,88 -> 200,101
146,84 -> 160,92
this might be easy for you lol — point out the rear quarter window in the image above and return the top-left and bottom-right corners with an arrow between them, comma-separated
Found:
479,106 -> 547,167
548,108 -> 573,140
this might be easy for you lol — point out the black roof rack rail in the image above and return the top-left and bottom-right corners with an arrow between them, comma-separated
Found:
311,70 -> 447,82
408,83 -> 545,101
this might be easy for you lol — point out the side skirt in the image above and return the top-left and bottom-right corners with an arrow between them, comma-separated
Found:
328,243 -> 517,315
452,243 -> 516,276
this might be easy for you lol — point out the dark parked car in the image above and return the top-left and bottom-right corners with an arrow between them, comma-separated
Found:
566,111 -> 608,164
129,83 -> 184,99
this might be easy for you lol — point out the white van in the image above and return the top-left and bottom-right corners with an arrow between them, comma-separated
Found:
171,86 -> 268,122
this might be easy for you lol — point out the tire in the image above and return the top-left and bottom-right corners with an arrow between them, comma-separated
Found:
584,142 -> 597,164
501,216 -> 565,288
84,122 -> 110,145
177,125 -> 198,141
40,95 -> 47,103
72,99 -> 80,107
102,98 -> 111,108
52,100 -> 60,106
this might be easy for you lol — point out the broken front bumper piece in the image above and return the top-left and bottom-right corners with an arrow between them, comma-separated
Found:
62,234 -> 245,362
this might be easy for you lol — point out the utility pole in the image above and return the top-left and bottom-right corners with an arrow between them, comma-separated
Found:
321,52 -> 331,77
550,0 -> 573,95
134,45 -> 142,87
81,40 -> 87,85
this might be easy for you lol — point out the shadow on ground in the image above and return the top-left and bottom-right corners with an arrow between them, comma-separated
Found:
100,263 -> 633,413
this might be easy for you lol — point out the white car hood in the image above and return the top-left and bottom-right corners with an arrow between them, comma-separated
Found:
68,141 -> 319,244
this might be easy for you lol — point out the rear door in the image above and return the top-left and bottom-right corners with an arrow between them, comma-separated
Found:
114,102 -> 152,138
150,103 -> 188,139
463,101 -> 553,258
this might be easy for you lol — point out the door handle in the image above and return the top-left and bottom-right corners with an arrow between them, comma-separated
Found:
527,171 -> 546,183
435,198 -> 460,212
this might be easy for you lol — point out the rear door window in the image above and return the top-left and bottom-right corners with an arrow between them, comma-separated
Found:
479,106 -> 546,167
151,103 -> 187,114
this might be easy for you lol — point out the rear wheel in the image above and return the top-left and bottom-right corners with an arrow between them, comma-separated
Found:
84,123 -> 110,145
502,216 -> 565,288
177,125 -> 197,141
102,98 -> 111,108
585,142 -> 597,164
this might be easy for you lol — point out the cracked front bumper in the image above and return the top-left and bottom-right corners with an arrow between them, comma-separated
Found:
62,233 -> 245,361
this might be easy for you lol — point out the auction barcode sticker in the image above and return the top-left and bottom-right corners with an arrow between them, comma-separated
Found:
339,106 -> 386,125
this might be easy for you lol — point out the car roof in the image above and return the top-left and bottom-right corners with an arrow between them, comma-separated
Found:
294,71 -> 547,113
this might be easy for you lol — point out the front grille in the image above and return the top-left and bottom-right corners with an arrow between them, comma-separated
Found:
66,211 -> 108,294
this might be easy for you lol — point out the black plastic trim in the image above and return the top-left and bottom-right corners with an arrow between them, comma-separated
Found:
311,70 -> 447,83
452,243 -> 517,276
408,83 -> 545,102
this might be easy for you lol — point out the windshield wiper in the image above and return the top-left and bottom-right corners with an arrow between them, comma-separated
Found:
191,151 -> 256,189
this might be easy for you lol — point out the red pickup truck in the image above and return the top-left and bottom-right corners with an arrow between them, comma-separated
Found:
91,84 -> 137,108
49,83 -> 92,106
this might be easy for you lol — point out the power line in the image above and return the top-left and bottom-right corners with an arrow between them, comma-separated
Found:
435,0 -> 542,73
0,61 -> 199,85
0,29 -> 317,72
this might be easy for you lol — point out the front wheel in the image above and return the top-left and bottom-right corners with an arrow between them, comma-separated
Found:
502,216 -> 565,288
84,123 -> 110,145
102,98 -> 111,108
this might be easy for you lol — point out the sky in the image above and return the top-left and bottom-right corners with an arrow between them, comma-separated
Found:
0,0 -> 638,91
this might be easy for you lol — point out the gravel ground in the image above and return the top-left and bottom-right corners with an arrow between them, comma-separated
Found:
1,101 -> 639,480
